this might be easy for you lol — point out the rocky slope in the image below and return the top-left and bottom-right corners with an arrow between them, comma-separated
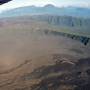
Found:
30,55 -> 90,90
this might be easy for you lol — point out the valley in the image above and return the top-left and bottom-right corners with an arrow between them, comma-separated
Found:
0,17 -> 90,90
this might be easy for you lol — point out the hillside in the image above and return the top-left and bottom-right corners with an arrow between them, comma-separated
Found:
1,16 -> 90,45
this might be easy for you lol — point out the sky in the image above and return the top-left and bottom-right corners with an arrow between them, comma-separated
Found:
0,0 -> 90,12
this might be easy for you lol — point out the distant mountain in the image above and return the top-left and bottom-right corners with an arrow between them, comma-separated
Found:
0,4 -> 90,18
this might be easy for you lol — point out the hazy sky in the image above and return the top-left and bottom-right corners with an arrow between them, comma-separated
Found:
0,0 -> 90,12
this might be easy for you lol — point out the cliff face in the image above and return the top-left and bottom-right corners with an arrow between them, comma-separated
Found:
33,15 -> 90,29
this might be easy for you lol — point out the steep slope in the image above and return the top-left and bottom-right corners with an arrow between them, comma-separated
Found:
31,15 -> 90,29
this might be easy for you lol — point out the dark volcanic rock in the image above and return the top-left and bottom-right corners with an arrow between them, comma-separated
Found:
29,56 -> 90,90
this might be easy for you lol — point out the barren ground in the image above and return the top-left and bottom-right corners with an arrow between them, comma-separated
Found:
0,19 -> 90,90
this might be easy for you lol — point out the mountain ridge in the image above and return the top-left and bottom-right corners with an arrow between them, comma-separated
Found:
0,4 -> 90,18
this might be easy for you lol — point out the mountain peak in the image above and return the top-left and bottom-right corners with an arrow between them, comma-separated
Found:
44,4 -> 55,8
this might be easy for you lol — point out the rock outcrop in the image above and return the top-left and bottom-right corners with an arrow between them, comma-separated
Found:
32,15 -> 90,28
